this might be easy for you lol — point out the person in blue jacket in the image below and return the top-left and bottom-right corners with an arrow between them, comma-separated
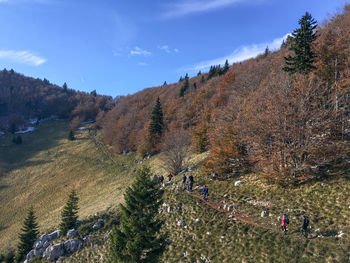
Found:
202,186 -> 209,201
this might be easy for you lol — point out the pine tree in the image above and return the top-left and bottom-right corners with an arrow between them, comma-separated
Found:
197,70 -> 201,76
59,190 -> 79,235
179,77 -> 189,97
223,59 -> 229,74
109,166 -> 166,263
264,46 -> 269,57
283,12 -> 317,74
68,130 -> 75,141
16,207 -> 39,262
63,82 -> 68,92
149,97 -> 163,137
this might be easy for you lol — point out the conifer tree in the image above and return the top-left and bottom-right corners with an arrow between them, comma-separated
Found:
197,70 -> 201,76
63,82 -> 68,92
264,46 -> 270,57
110,166 -> 166,263
16,207 -> 39,262
283,12 -> 317,74
179,77 -> 189,97
149,97 -> 163,137
59,190 -> 79,235
68,130 -> 75,141
223,59 -> 229,73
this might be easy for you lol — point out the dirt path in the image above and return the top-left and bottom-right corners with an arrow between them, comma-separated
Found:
187,192 -> 275,231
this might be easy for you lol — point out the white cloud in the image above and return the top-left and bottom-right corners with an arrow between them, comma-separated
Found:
130,46 -> 151,56
182,33 -> 289,73
0,50 -> 46,66
158,45 -> 170,53
174,48 -> 179,53
162,0 -> 254,18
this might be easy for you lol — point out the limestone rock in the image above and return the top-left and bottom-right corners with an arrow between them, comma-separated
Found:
261,210 -> 268,217
47,230 -> 60,241
43,243 -> 65,262
66,229 -> 78,238
64,239 -> 81,254
234,181 -> 244,186
177,219 -> 184,226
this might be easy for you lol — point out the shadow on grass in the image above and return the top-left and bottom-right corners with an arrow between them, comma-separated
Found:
0,120 -> 69,174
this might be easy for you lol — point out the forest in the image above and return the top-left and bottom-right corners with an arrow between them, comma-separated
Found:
100,5 -> 350,184
0,69 -> 115,132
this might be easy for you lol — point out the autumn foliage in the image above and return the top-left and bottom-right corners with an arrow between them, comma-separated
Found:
102,5 -> 350,184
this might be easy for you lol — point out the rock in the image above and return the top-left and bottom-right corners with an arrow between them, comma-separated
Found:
47,230 -> 60,241
223,204 -> 227,210
167,206 -> 171,213
57,256 -> 66,262
43,240 -> 50,249
92,223 -> 102,230
221,236 -> 225,239
234,181 -> 244,186
206,232 -> 211,235
66,229 -> 78,238
25,249 -> 35,261
227,205 -> 234,212
261,210 -> 268,217
97,218 -> 105,225
33,240 -> 42,249
64,239 -> 81,254
33,247 -> 45,257
43,243 -> 65,262
166,238 -> 173,244
164,181 -> 174,186
195,218 -> 199,222
245,197 -> 251,201
177,220 -> 184,226
40,234 -> 50,243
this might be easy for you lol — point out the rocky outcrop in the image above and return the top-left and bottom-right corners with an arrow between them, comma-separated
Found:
66,229 -> 78,238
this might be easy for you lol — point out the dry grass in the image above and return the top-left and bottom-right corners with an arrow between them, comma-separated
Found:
0,120 -> 136,252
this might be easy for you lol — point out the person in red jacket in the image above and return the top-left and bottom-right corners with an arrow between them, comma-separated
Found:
281,213 -> 289,235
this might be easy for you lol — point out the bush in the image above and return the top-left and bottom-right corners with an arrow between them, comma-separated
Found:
12,135 -> 22,145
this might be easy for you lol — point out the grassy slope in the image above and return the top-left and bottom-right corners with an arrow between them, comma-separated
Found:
68,153 -> 349,263
0,120 -> 136,252
1,122 -> 349,262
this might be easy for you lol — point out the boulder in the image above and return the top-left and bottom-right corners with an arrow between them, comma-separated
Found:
40,234 -> 50,243
64,239 -> 81,254
47,230 -> 60,241
42,240 -> 50,249
57,256 -> 66,262
66,229 -> 78,238
261,210 -> 268,217
234,181 -> 244,186
227,205 -> 234,212
43,243 -> 65,262
25,249 -> 35,261
97,218 -> 105,225
33,247 -> 45,257
164,181 -> 174,186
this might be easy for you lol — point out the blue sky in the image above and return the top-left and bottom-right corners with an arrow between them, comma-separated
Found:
0,0 -> 347,96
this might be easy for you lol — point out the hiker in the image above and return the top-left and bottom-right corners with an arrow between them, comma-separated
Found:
182,174 -> 187,190
188,174 -> 193,192
281,213 -> 289,235
301,215 -> 310,237
153,174 -> 158,182
167,173 -> 173,182
202,185 -> 209,201
158,175 -> 164,185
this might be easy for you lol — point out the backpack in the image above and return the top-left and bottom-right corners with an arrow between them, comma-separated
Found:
285,217 -> 289,224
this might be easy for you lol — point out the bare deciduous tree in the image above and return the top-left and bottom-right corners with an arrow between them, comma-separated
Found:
161,130 -> 191,175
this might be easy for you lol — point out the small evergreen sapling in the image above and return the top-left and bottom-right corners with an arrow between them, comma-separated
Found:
16,207 -> 39,262
59,190 -> 79,235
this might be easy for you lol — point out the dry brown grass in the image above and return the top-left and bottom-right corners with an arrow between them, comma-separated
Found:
0,120 -> 135,252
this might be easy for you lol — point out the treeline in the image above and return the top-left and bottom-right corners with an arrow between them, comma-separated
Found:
0,69 -> 115,131
101,6 -> 350,184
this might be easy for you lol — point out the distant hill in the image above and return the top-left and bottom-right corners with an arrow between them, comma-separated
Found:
0,69 -> 115,132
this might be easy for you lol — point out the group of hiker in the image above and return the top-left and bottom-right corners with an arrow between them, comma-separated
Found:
280,213 -> 310,237
155,172 -> 310,238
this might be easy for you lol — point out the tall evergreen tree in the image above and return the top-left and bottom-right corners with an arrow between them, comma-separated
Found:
109,166 -> 166,263
16,207 -> 39,262
179,77 -> 189,97
149,97 -> 163,137
223,59 -> 229,73
68,130 -> 75,141
283,12 -> 317,74
59,190 -> 79,235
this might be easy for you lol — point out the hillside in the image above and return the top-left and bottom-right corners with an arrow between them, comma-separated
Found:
101,5 -> 350,185
0,120 -> 138,252
0,69 -> 114,132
